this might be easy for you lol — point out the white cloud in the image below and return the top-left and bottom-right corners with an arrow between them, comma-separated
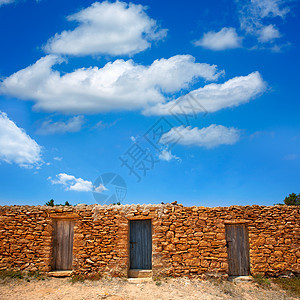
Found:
0,0 -> 41,7
194,27 -> 243,50
144,71 -> 267,115
94,183 -> 108,193
160,125 -> 241,149
93,119 -> 118,130
158,149 -> 180,162
51,173 -> 93,192
237,0 -> 290,43
0,0 -> 14,6
0,54 -> 222,114
53,156 -> 63,161
258,24 -> 281,42
51,173 -> 109,192
283,154 -> 298,161
249,130 -> 275,139
0,111 -> 42,168
249,0 -> 289,19
44,1 -> 167,56
37,116 -> 85,135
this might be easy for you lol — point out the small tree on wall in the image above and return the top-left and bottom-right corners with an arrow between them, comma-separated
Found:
45,199 -> 54,206
45,199 -> 71,206
283,193 -> 300,206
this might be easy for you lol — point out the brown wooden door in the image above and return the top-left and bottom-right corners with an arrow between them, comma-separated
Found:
225,224 -> 250,276
53,219 -> 74,270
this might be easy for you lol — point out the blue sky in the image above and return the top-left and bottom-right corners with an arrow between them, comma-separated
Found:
0,0 -> 299,207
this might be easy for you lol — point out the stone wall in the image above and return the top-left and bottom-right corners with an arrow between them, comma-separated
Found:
0,204 -> 299,277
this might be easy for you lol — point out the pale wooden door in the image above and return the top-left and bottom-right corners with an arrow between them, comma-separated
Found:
225,224 -> 250,276
53,219 -> 74,270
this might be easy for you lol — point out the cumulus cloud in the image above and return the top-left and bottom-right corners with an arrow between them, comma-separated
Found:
0,111 -> 42,168
50,173 -> 110,192
258,24 -> 281,42
50,173 -> 93,192
44,1 -> 167,56
37,115 -> 85,135
160,125 -> 241,149
194,27 -> 243,50
94,183 -> 108,193
237,0 -> 290,43
0,54 -> 222,114
144,71 -> 267,115
158,149 -> 180,162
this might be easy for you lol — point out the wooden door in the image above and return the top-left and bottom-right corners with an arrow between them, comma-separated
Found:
225,224 -> 250,276
53,219 -> 74,270
130,220 -> 152,269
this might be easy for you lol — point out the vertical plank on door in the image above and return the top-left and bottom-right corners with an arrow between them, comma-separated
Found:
130,220 -> 152,269
53,219 -> 74,270
225,224 -> 250,276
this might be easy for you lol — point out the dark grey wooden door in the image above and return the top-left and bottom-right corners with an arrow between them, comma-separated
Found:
130,220 -> 152,269
53,219 -> 74,270
225,224 -> 250,276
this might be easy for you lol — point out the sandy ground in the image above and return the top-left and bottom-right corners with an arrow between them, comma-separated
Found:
0,277 -> 297,300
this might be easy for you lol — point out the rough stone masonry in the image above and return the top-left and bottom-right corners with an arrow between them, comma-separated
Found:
0,204 -> 299,278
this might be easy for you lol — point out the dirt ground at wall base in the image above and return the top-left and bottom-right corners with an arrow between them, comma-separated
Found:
0,276 -> 299,300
